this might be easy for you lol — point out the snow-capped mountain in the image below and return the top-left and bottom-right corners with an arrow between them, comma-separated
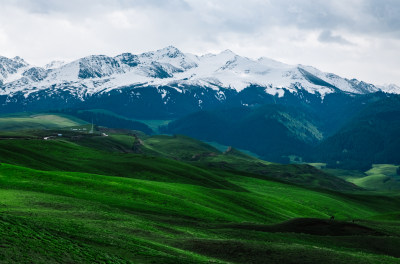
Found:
0,46 -> 398,118
0,56 -> 29,84
378,84 -> 400,94
44,60 -> 67,70
1,46 -> 395,97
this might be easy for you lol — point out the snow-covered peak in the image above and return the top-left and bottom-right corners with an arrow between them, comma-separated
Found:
0,47 -> 390,99
219,49 -> 236,56
258,57 -> 291,69
12,56 -> 28,66
137,46 -> 197,71
297,65 -> 380,94
22,67 -> 48,82
378,84 -> 400,94
155,45 -> 183,58
45,55 -> 123,81
139,46 -> 183,60
346,79 -> 379,94
0,56 -> 30,83
44,60 -> 66,70
77,55 -> 123,79
115,53 -> 139,68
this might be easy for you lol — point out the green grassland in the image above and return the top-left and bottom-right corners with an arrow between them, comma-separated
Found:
0,113 -> 86,131
3,124 -> 354,192
76,109 -> 172,133
326,164 -> 400,191
205,140 -> 261,158
132,134 -> 358,191
2,161 -> 400,263
0,133 -> 357,192
1,118 -> 400,263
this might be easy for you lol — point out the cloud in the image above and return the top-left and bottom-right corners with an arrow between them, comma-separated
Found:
318,30 -> 353,45
0,0 -> 400,85
363,0 -> 400,34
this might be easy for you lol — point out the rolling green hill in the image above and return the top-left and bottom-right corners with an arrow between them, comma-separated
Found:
326,164 -> 400,191
0,138 -> 241,191
0,113 -> 87,131
0,130 -> 358,192
1,129 -> 400,263
126,134 -> 360,191
74,108 -> 171,133
0,158 -> 400,263
54,109 -> 154,134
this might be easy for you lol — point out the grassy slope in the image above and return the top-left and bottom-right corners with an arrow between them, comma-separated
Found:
1,163 -> 400,263
0,133 -> 357,192
15,131 -> 353,192
0,113 -> 86,131
138,134 -> 358,191
0,109 -> 357,193
205,140 -> 261,158
0,139 -> 240,191
1,132 -> 400,262
79,108 -> 171,133
326,164 -> 400,191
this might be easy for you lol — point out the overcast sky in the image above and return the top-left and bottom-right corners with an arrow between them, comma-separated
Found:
0,0 -> 399,85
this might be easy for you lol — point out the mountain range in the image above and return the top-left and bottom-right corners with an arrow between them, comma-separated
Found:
3,47 -> 400,264
0,46 -> 399,116
1,46 -> 400,169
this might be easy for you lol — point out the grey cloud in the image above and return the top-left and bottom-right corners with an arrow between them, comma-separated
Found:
272,0 -> 400,36
4,0 -> 400,38
1,0 -> 400,85
3,0 -> 190,16
318,30 -> 353,45
363,0 -> 400,34
183,0 -> 400,39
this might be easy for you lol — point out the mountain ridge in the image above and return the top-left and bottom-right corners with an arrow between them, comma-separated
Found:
1,46 -> 397,100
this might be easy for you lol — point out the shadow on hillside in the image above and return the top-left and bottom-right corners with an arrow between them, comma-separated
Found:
222,218 -> 385,236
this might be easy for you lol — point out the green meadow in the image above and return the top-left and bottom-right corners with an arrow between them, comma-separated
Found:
0,113 -> 86,131
0,113 -> 400,263
326,164 -> 400,191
